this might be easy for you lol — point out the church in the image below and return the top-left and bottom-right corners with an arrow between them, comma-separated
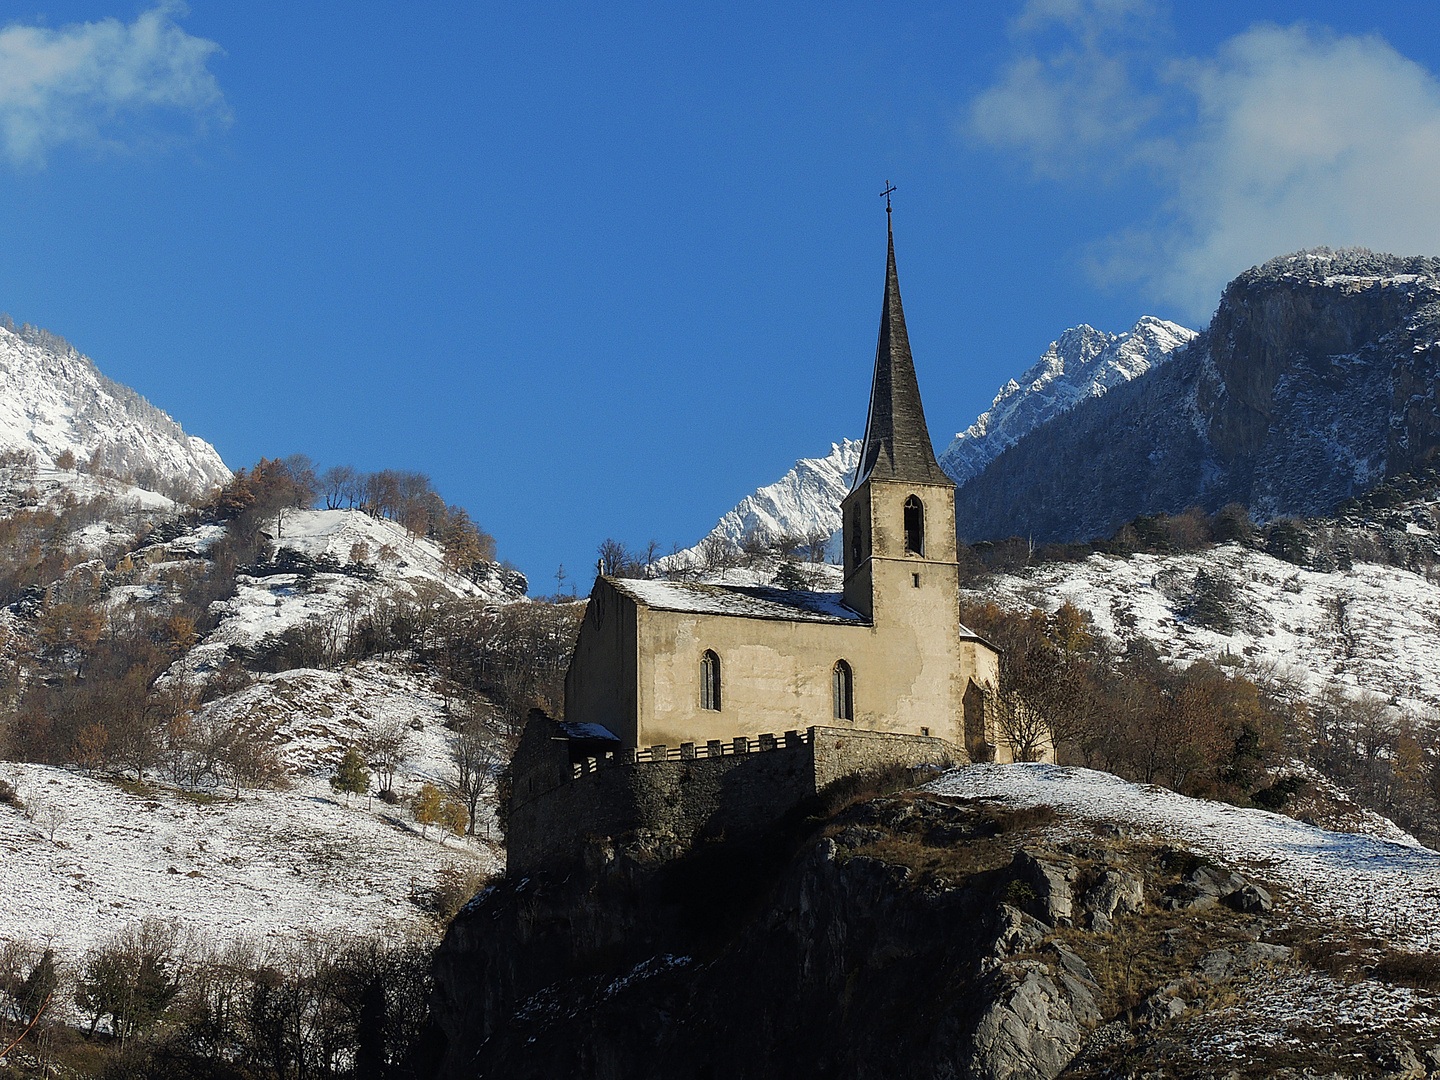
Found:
559,221 -> 1007,764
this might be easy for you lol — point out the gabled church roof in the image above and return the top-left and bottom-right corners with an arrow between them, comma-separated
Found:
607,577 -> 866,625
852,222 -> 952,490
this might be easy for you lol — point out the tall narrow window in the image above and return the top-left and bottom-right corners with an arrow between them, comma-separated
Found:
904,495 -> 925,555
832,660 -> 853,721
700,650 -> 721,711
850,505 -> 863,566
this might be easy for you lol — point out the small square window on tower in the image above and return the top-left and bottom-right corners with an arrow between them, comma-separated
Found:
912,572 -> 920,588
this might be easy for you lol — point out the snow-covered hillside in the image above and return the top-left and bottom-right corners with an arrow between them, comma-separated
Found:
973,543 -> 1440,712
0,318 -> 230,493
939,316 -> 1196,486
152,508 -> 526,684
2,682 -> 499,963
0,501 -> 529,970
667,439 -> 860,564
937,763 -> 1438,945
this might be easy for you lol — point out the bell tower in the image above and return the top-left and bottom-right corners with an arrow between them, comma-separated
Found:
841,217 -> 959,625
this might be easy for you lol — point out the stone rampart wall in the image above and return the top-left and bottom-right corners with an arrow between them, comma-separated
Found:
810,726 -> 961,790
506,726 -> 965,876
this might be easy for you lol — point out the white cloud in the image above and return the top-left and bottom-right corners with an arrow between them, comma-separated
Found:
969,5 -> 1440,320
0,2 -> 228,167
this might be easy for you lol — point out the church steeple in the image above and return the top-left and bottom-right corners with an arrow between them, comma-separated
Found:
853,220 -> 951,490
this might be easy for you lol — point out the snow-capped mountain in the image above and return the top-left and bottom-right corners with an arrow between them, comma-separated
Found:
939,316 -> 1197,486
954,249 -> 1440,544
0,317 -> 230,493
673,317 -> 1191,563
670,439 -> 862,562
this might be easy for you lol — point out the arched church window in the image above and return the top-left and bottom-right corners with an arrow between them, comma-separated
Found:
832,660 -> 853,721
850,505 -> 863,565
904,495 -> 924,555
700,651 -> 721,711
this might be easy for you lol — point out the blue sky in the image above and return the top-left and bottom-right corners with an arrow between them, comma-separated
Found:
4,1 -> 1440,590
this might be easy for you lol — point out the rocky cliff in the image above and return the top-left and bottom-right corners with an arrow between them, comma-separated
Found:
418,777 -> 1430,1080
954,249 -> 1440,543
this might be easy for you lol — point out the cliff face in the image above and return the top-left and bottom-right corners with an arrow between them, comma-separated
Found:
421,793 -> 1293,1080
955,250 -> 1440,543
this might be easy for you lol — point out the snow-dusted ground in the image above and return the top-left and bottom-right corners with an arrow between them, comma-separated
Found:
0,463 -> 180,562
974,545 -> 1440,711
168,508 -> 525,683
0,319 -> 229,488
195,659 -> 475,782
0,759 -> 497,962
0,657 -> 500,969
934,764 -> 1440,949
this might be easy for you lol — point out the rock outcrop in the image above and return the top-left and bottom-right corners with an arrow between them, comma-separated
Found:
420,793 -> 1295,1080
954,249 -> 1440,544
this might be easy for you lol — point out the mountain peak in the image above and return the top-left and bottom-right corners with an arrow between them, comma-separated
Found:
939,315 -> 1197,486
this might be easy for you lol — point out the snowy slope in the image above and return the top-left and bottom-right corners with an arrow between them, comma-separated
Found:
667,439 -> 860,563
935,763 -> 1440,947
0,655 -> 502,968
972,544 -> 1440,712
158,508 -> 526,683
939,317 -> 1196,486
0,318 -> 230,492
0,756 -> 497,962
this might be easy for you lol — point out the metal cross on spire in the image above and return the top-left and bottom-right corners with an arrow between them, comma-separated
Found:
881,181 -> 896,220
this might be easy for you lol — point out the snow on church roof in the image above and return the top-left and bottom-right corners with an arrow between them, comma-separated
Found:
608,577 -> 867,625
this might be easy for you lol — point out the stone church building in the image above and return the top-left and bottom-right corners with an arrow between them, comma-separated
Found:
561,224 -> 1005,764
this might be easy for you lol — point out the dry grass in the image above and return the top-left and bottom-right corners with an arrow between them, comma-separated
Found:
1374,950 -> 1440,990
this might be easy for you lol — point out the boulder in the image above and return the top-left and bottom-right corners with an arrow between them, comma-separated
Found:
969,967 -> 1086,1080
1013,848 -> 1076,926
1083,868 -> 1145,928
1370,1035 -> 1425,1080
1224,882 -> 1274,913
991,904 -> 1051,957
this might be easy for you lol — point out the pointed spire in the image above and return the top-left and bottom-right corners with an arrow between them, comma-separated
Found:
853,218 -> 951,489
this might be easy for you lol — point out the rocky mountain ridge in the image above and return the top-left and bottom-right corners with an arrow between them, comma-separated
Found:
939,316 -> 1196,486
677,315 -> 1191,561
955,249 -> 1440,543
666,439 -> 862,564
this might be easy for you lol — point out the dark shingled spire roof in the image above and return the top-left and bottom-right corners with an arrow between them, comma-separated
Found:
853,221 -> 951,489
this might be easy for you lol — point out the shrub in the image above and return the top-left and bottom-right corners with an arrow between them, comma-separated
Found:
1265,520 -> 1311,565
1375,951 -> 1440,990
1179,568 -> 1239,633
1251,774 -> 1307,811
1004,879 -> 1037,906
0,777 -> 23,810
